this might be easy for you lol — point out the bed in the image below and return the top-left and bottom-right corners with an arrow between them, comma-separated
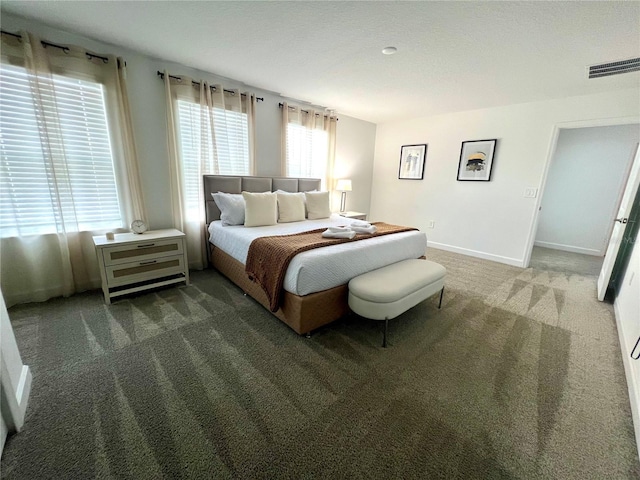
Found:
204,175 -> 427,335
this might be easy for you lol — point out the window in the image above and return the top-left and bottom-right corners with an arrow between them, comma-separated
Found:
0,64 -> 121,237
285,122 -> 328,189
177,100 -> 249,220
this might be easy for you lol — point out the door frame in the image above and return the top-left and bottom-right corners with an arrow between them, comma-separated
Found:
602,142 -> 639,256
523,115 -> 640,268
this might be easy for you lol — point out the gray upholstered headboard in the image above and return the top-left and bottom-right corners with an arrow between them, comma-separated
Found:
203,175 -> 321,225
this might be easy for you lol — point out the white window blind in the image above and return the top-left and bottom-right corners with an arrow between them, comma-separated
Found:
0,64 -> 121,237
286,123 -> 328,184
177,100 -> 249,220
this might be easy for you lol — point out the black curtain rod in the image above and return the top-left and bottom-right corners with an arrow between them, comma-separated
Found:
278,102 -> 338,120
157,71 -> 264,102
1,30 -> 110,63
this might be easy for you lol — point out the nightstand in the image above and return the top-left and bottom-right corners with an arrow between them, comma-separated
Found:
93,229 -> 189,304
339,211 -> 368,221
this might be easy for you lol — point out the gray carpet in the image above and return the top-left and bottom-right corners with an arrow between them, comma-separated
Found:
1,248 -> 638,479
530,246 -> 604,277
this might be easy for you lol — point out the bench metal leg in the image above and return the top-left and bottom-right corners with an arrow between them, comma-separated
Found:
438,287 -> 444,309
383,317 -> 388,348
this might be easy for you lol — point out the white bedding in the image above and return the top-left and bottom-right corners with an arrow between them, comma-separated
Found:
208,214 -> 427,296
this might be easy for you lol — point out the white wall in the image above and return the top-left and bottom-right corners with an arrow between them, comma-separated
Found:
614,238 -> 640,459
0,415 -> 7,457
334,115 -> 376,214
0,13 -> 377,231
0,290 -> 32,456
535,125 -> 639,256
370,89 -> 640,266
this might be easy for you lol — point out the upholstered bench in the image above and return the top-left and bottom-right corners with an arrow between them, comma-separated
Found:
348,259 -> 446,347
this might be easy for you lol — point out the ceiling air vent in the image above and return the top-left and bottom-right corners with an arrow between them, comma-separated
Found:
588,57 -> 640,79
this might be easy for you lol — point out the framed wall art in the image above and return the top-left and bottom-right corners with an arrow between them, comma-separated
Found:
398,144 -> 427,180
457,139 -> 497,181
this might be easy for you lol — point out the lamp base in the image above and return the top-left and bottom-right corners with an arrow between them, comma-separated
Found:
340,191 -> 347,213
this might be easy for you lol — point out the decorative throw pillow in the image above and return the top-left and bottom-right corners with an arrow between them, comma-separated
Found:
243,191 -> 278,227
305,191 -> 331,219
276,190 -> 308,216
276,191 -> 306,223
211,192 -> 245,226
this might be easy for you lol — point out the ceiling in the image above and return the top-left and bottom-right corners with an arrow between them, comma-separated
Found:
2,1 -> 639,124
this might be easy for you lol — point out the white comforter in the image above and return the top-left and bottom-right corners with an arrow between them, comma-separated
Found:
208,214 -> 427,296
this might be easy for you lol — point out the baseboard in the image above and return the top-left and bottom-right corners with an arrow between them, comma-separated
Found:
614,301 -> 640,462
534,241 -> 602,256
15,366 -> 31,430
427,242 -> 523,267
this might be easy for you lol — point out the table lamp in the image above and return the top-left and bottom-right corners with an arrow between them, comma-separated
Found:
336,179 -> 352,213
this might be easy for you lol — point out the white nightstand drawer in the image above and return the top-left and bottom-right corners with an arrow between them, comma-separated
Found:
106,254 -> 185,287
102,238 -> 184,266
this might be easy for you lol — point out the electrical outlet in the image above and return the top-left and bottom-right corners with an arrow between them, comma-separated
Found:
524,187 -> 538,198
428,221 -> 435,229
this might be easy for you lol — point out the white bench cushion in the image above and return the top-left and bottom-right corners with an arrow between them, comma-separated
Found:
348,259 -> 446,320
349,259 -> 445,303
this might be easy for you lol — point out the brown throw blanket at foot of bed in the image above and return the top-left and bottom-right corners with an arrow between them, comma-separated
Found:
245,222 -> 418,312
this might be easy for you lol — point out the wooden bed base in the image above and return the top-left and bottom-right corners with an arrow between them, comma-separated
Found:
211,245 -> 350,335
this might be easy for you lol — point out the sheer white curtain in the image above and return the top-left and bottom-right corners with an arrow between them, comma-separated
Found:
281,101 -> 337,193
163,72 -> 257,269
0,32 -> 146,306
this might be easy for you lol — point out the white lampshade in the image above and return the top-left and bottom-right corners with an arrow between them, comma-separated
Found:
336,179 -> 352,192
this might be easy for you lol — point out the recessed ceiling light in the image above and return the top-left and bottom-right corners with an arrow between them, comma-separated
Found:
382,47 -> 397,55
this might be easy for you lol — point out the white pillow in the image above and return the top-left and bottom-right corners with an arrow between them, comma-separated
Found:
305,191 -> 331,219
277,191 -> 306,223
243,191 -> 278,227
276,190 -> 308,217
211,192 -> 245,226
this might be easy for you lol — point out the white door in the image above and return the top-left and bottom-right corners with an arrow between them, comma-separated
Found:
598,144 -> 640,300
